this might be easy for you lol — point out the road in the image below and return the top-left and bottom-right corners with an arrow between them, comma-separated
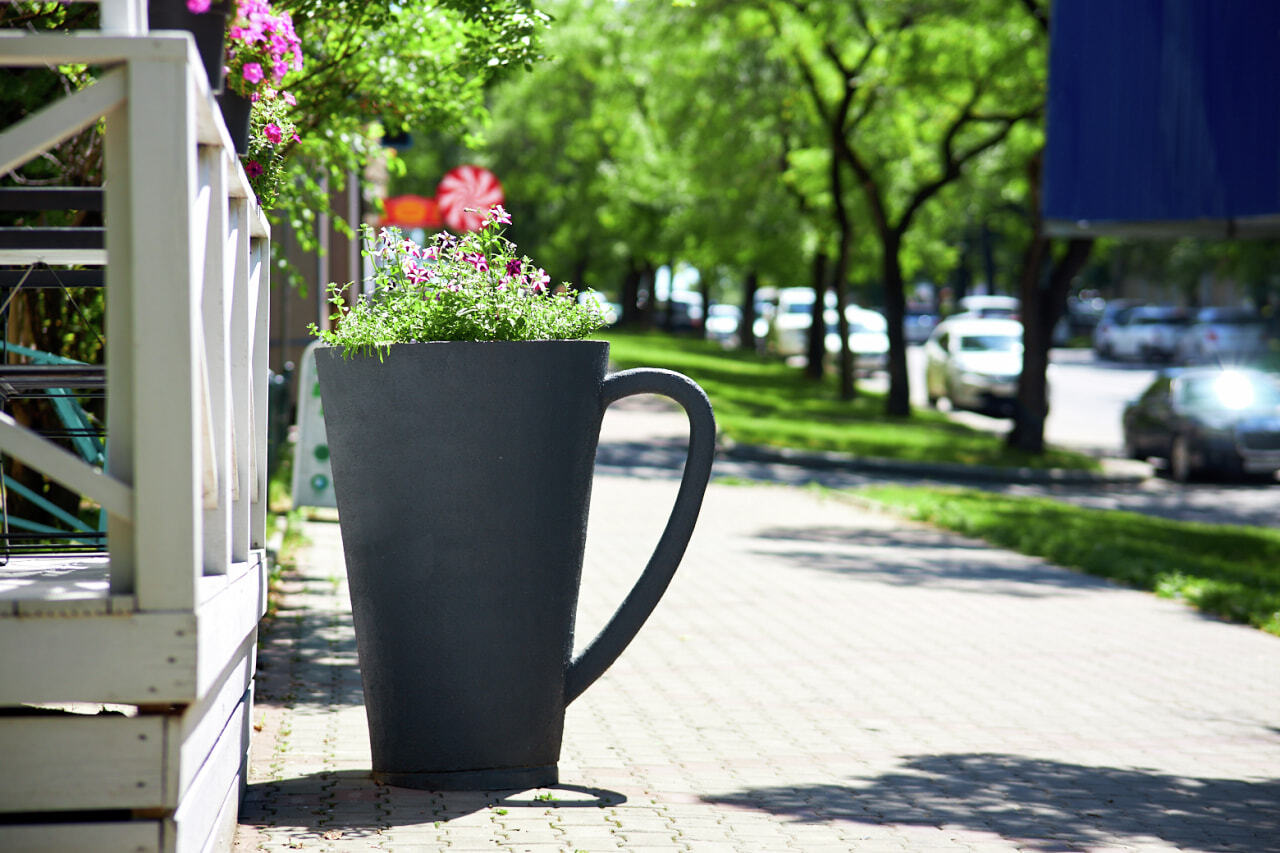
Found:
893,345 -> 1156,457
892,346 -> 1277,526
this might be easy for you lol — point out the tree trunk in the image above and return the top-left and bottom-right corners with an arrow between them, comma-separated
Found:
1009,232 -> 1052,452
1007,148 -> 1093,453
739,269 -> 759,352
882,231 -> 911,416
805,252 -> 828,379
697,271 -> 710,339
1009,237 -> 1092,452
660,260 -> 676,331
619,262 -> 642,326
637,262 -> 656,328
832,231 -> 856,401
827,122 -> 856,400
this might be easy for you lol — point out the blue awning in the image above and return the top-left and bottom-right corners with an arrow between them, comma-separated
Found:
1044,0 -> 1280,238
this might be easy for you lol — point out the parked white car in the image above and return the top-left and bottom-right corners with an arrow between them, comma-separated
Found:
924,316 -> 1027,417
704,303 -> 742,346
957,294 -> 1020,319
1096,304 -> 1190,362
576,291 -> 619,325
841,305 -> 889,373
1175,306 -> 1270,365
765,287 -> 889,371
767,287 -> 822,356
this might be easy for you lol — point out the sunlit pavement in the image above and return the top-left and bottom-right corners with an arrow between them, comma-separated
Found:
234,405 -> 1280,852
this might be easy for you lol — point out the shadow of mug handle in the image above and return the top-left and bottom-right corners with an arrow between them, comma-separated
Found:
564,368 -> 716,704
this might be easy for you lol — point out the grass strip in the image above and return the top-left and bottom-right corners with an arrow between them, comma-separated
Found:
602,329 -> 1098,471
857,484 -> 1280,636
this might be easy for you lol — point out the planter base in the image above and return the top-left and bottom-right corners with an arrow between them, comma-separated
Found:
374,764 -> 558,791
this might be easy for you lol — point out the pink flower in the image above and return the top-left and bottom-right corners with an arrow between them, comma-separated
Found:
423,245 -> 439,261
186,0 -> 212,13
531,268 -> 550,294
376,228 -> 397,259
403,262 -> 428,285
273,60 -> 288,83
242,63 -> 264,85
282,91 -> 296,107
244,160 -> 264,178
263,123 -> 283,144
291,133 -> 301,143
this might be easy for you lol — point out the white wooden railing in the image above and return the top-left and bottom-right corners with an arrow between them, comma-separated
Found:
0,6 -> 271,848
0,29 -> 270,607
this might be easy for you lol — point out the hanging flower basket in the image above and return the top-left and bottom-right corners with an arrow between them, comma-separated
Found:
148,0 -> 232,94
215,90 -> 252,154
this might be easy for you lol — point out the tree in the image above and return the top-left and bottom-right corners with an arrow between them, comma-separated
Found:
482,0 -> 810,329
270,0 -> 551,277
765,0 -> 1042,414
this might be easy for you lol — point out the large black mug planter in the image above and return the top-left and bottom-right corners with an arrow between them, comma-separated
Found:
315,340 -> 715,790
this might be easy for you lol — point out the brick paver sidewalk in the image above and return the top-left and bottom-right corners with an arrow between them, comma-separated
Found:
235,408 -> 1280,852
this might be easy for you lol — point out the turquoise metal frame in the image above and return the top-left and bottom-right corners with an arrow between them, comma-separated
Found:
0,342 -> 106,546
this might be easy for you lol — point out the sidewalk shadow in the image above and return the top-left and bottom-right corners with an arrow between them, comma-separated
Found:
751,525 -> 1111,597
701,752 -> 1280,852
240,770 -> 625,836
595,438 -> 691,480
254,590 -> 365,708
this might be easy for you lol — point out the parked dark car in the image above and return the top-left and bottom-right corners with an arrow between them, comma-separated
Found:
904,305 -> 940,344
1122,367 -> 1280,482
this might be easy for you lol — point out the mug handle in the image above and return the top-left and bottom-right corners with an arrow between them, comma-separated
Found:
564,368 -> 716,704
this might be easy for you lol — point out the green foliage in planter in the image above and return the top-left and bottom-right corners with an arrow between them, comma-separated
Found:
311,210 -> 606,355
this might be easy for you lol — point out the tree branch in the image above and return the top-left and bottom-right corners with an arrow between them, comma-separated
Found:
1017,0 -> 1050,34
834,132 -> 890,239
897,104 -> 1038,236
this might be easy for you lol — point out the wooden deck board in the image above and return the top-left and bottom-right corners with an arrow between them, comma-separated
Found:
0,553 -> 110,614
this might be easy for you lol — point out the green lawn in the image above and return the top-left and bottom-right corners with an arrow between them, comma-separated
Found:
602,330 -> 1098,471
857,485 -> 1280,636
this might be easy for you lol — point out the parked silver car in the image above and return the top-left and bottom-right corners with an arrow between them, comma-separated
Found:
1175,306 -> 1270,365
924,316 -> 1027,417
1092,298 -> 1139,357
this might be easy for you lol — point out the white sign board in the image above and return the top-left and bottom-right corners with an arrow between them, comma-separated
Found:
291,341 -> 337,509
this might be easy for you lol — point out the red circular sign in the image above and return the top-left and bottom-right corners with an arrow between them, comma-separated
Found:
436,165 -> 504,232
